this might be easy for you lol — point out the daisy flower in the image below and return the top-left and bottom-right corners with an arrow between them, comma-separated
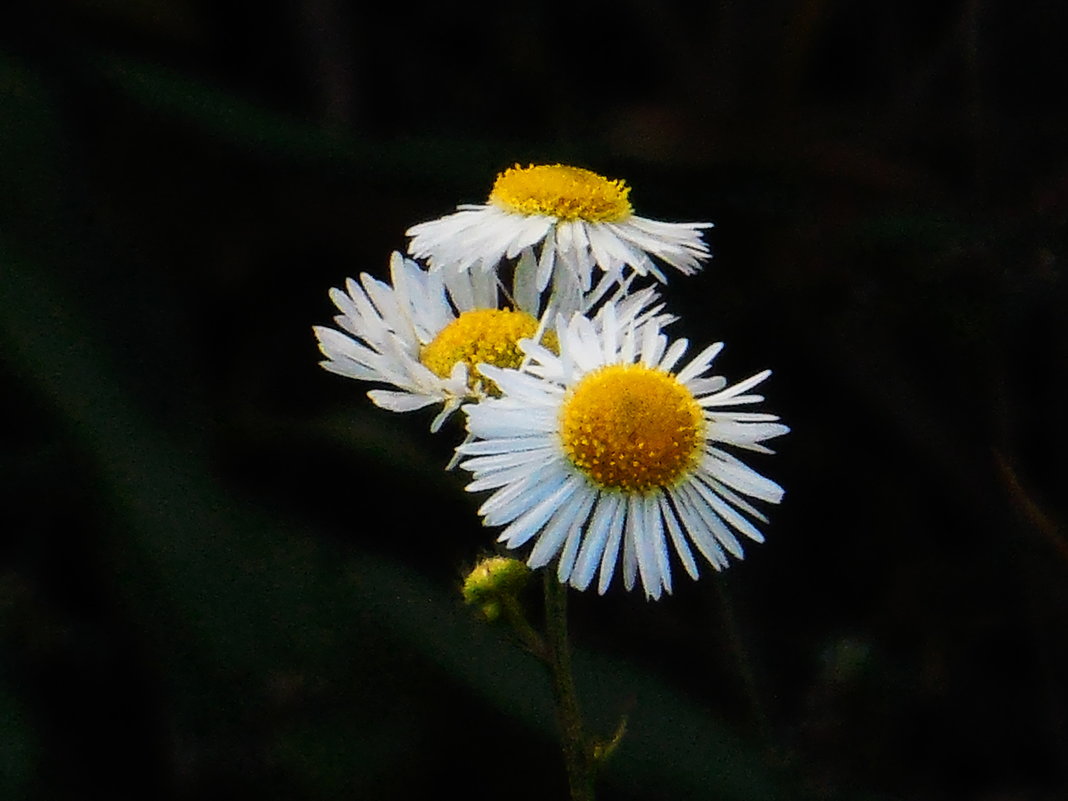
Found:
313,251 -> 671,432
406,163 -> 713,312
457,310 -> 788,600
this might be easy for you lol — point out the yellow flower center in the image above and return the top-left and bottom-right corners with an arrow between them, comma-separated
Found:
559,364 -> 705,493
489,164 -> 633,222
420,308 -> 556,394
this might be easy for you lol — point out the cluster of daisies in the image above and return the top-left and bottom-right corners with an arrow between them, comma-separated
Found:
315,164 -> 788,600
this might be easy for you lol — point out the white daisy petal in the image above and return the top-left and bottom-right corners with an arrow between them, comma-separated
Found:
596,502 -> 627,595
484,464 -> 569,528
367,389 -> 439,412
683,480 -> 748,557
529,484 -> 596,571
644,493 -> 673,596
707,420 -> 791,452
497,471 -> 580,544
570,492 -> 622,591
622,499 -> 640,593
700,449 -> 786,505
461,444 -> 558,474
673,482 -> 733,567
660,493 -> 701,581
507,215 -> 555,258
479,463 -> 559,520
431,400 -> 462,434
458,436 -> 556,456
477,363 -> 563,400
629,494 -> 661,599
466,404 -> 559,439
700,369 -> 773,406
658,337 -> 689,373
700,475 -> 771,524
556,502 -> 589,583
463,451 -> 559,492
536,235 -> 556,292
692,476 -> 769,545
684,377 -> 728,397
676,342 -> 725,384
513,248 -> 540,316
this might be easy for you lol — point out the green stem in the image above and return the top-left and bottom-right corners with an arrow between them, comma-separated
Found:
543,570 -> 596,801
500,594 -> 546,660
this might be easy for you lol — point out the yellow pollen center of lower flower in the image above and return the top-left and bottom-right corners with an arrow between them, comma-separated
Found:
489,164 -> 633,222
559,364 -> 705,493
420,308 -> 556,395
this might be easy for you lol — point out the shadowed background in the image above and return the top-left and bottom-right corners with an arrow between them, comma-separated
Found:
1,2 -> 1066,800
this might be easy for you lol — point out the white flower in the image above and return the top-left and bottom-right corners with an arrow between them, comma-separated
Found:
406,164 -> 712,314
313,251 -> 671,432
457,310 -> 788,600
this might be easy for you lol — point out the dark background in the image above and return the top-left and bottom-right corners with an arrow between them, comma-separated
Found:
2,2 -> 1066,799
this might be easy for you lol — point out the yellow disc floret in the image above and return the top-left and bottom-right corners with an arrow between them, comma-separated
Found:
489,164 -> 633,222
559,364 -> 705,493
420,308 -> 556,395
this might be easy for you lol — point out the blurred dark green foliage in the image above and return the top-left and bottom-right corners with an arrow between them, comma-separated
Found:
1,2 -> 1066,799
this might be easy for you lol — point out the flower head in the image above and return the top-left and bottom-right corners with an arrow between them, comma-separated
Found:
314,252 -> 671,432
406,164 -> 713,314
457,310 -> 788,600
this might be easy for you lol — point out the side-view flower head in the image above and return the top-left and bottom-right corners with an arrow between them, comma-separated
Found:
406,164 -> 713,314
314,251 -> 672,432
457,308 -> 788,600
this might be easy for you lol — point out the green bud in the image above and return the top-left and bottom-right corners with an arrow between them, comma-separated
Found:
461,556 -> 531,619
